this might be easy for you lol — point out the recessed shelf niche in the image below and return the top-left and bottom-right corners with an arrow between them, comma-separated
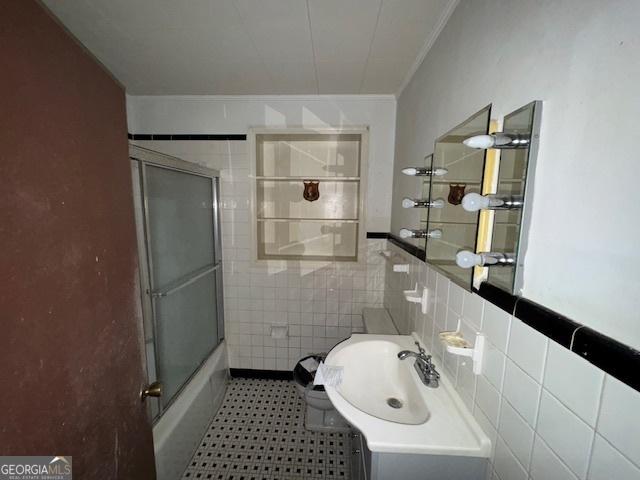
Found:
252,131 -> 366,262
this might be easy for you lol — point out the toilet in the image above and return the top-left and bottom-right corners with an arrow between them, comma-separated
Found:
293,308 -> 399,433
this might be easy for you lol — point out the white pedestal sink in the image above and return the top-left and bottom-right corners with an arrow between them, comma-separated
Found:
324,333 -> 491,458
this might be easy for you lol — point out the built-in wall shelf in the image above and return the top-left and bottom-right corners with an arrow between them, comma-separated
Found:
252,130 -> 366,262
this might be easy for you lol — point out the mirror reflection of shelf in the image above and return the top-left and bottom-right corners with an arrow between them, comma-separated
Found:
255,176 -> 360,181
430,180 -> 481,186
421,220 -> 477,227
257,218 -> 359,223
403,283 -> 428,314
430,179 -> 523,188
379,250 -> 411,274
422,220 -> 519,226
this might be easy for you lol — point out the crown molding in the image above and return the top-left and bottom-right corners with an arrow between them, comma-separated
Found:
126,94 -> 397,103
395,0 -> 460,98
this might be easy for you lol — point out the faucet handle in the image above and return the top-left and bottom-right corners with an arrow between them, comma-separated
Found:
415,341 -> 426,355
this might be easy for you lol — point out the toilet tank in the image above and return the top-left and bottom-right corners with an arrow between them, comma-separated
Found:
362,308 -> 399,335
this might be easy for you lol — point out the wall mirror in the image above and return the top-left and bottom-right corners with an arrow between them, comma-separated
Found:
423,105 -> 492,289
481,101 -> 542,294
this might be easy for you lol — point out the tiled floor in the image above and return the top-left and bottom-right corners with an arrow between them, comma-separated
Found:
182,378 -> 351,480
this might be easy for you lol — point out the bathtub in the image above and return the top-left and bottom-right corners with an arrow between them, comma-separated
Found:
153,342 -> 229,480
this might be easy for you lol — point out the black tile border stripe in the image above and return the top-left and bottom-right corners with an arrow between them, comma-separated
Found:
475,282 -> 518,315
387,233 -> 426,262
367,231 -> 426,261
572,327 -> 640,392
364,232 -> 640,393
513,295 -> 581,349
366,231 -> 426,260
472,283 -> 640,393
128,133 -> 247,141
230,368 -> 293,381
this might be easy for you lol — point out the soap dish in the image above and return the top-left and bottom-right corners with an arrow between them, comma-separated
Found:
439,331 -> 471,348
439,330 -> 485,374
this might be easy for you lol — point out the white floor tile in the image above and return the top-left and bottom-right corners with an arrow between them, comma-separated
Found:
182,378 -> 351,480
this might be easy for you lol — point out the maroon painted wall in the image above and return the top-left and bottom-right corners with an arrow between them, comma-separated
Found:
0,2 -> 155,478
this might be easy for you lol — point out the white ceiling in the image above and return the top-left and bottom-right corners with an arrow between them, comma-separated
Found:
43,0 -> 455,96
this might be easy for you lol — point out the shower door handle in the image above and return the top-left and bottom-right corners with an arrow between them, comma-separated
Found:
141,381 -> 163,401
150,264 -> 218,299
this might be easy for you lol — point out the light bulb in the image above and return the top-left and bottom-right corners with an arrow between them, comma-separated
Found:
401,167 -> 448,177
456,250 -> 482,268
461,193 -> 490,212
464,133 -> 529,149
431,198 -> 445,208
399,228 -> 415,239
428,229 -> 442,239
402,198 -> 417,208
463,135 -> 495,149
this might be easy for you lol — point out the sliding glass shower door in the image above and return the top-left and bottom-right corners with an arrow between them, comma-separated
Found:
130,145 -> 224,420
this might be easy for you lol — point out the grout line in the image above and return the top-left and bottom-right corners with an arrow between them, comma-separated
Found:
569,325 -> 584,350
305,0 -> 320,94
229,3 -> 277,92
532,434 -> 580,480
495,429 -> 529,477
523,339 -> 551,474
593,374 -> 607,432
592,430 -> 640,472
358,0 -> 383,94
512,295 -> 523,317
586,373 -> 609,480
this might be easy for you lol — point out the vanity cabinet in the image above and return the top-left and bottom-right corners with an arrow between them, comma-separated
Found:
350,429 -> 487,480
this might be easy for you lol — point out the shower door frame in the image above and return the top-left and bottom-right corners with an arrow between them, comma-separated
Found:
129,144 -> 224,421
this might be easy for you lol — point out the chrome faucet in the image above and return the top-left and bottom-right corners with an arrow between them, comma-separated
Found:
398,341 -> 440,388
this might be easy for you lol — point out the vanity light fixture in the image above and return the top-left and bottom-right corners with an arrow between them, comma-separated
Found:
455,250 -> 515,269
401,167 -> 448,177
402,197 -> 446,209
399,228 -> 442,239
461,192 -> 524,212
463,132 -> 530,149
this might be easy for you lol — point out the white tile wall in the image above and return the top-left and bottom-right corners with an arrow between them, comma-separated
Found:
503,359 -> 541,427
536,391 -> 593,478
133,139 -> 386,371
588,435 -> 640,480
597,375 -> 640,467
543,341 -> 605,427
383,242 -> 640,480
223,240 -> 386,370
530,435 -> 579,480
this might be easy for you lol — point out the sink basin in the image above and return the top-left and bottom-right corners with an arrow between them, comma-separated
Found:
324,334 -> 491,457
330,339 -> 430,424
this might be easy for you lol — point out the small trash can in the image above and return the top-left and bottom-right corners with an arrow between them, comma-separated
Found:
293,354 -> 326,394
